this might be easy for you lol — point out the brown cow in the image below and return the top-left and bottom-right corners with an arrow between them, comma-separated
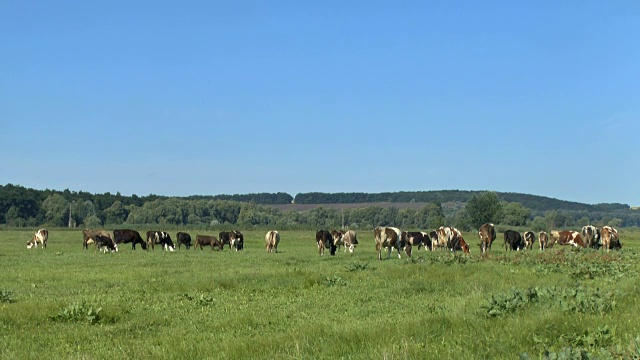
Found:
600,226 -> 622,252
82,229 -> 112,250
538,231 -> 549,251
265,230 -> 280,253
433,226 -> 453,251
549,230 -> 585,248
316,230 -> 335,256
194,235 -> 224,250
478,223 -> 496,254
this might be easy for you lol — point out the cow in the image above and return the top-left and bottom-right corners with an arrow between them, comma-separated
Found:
146,231 -> 175,251
316,230 -> 336,256
194,235 -> 224,250
265,230 -> 280,253
176,232 -> 192,250
503,230 -> 524,251
341,230 -> 359,253
539,231 -> 549,251
581,225 -> 600,249
113,229 -> 147,250
403,231 -> 428,255
523,231 -> 535,250
449,228 -> 470,254
374,226 -> 407,260
549,230 -> 585,248
478,223 -> 497,254
82,229 -> 113,250
230,230 -> 244,251
94,234 -> 118,253
600,226 -> 622,252
331,230 -> 346,251
433,226 -> 453,251
27,228 -> 48,249
428,231 -> 438,251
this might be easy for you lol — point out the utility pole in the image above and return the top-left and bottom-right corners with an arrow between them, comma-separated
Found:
341,207 -> 345,230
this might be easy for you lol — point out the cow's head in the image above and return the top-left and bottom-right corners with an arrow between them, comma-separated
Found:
27,240 -> 35,249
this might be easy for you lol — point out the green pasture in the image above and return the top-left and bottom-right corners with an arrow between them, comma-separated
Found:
1,229 -> 639,359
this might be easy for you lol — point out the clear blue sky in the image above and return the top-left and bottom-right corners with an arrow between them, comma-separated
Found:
1,1 -> 638,205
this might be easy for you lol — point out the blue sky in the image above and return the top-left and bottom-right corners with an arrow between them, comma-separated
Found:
1,1 -> 638,205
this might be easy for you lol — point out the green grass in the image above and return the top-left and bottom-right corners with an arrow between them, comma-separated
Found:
1,229 -> 639,359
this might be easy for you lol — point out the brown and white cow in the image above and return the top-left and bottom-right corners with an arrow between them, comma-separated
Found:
433,226 -> 453,251
523,231 -> 535,250
342,230 -> 358,253
449,228 -> 470,254
538,231 -> 549,251
581,225 -> 600,249
478,223 -> 496,254
374,226 -> 407,260
265,230 -> 280,253
600,226 -> 622,252
82,229 -> 113,250
330,230 -> 346,252
316,230 -> 335,256
549,230 -> 585,248
27,228 -> 48,249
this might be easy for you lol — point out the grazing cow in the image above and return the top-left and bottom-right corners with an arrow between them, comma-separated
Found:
374,226 -> 407,260
113,229 -> 147,250
95,235 -> 118,253
331,230 -> 346,251
194,235 -> 224,250
341,230 -> 358,253
478,223 -> 497,254
549,230 -> 585,248
433,226 -> 453,251
176,232 -> 192,250
27,229 -> 48,249
231,230 -> 244,251
503,230 -> 524,251
82,229 -> 113,250
538,231 -> 549,251
600,226 -> 622,252
403,231 -> 429,254
265,230 -> 280,253
316,230 -> 336,256
581,225 -> 600,249
523,231 -> 535,250
146,231 -> 175,251
448,229 -> 470,254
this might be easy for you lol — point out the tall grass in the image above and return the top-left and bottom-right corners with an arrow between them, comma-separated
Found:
0,229 -> 638,359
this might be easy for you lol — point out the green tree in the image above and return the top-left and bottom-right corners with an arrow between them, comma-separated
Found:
500,202 -> 531,226
42,194 -> 69,227
530,216 -> 547,232
465,192 -> 503,229
104,201 -> 127,225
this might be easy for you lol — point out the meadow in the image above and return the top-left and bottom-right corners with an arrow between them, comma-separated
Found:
1,228 -> 639,359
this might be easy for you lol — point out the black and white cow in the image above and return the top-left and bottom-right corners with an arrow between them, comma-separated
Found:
146,231 -> 175,251
95,235 -> 118,253
503,230 -> 524,251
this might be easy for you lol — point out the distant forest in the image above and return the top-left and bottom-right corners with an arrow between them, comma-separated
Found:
1,184 -> 637,230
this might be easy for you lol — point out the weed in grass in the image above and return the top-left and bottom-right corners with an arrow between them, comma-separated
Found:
345,261 -> 372,272
50,301 -> 105,324
482,284 -> 620,318
324,274 -> 347,287
182,292 -> 216,308
0,290 -> 16,303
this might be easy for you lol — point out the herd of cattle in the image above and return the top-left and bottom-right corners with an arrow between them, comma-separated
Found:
25,223 -> 623,258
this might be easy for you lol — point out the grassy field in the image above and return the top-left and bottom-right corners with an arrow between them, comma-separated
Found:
1,229 -> 639,359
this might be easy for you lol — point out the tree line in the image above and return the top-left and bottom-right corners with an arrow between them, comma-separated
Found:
1,184 -> 638,229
